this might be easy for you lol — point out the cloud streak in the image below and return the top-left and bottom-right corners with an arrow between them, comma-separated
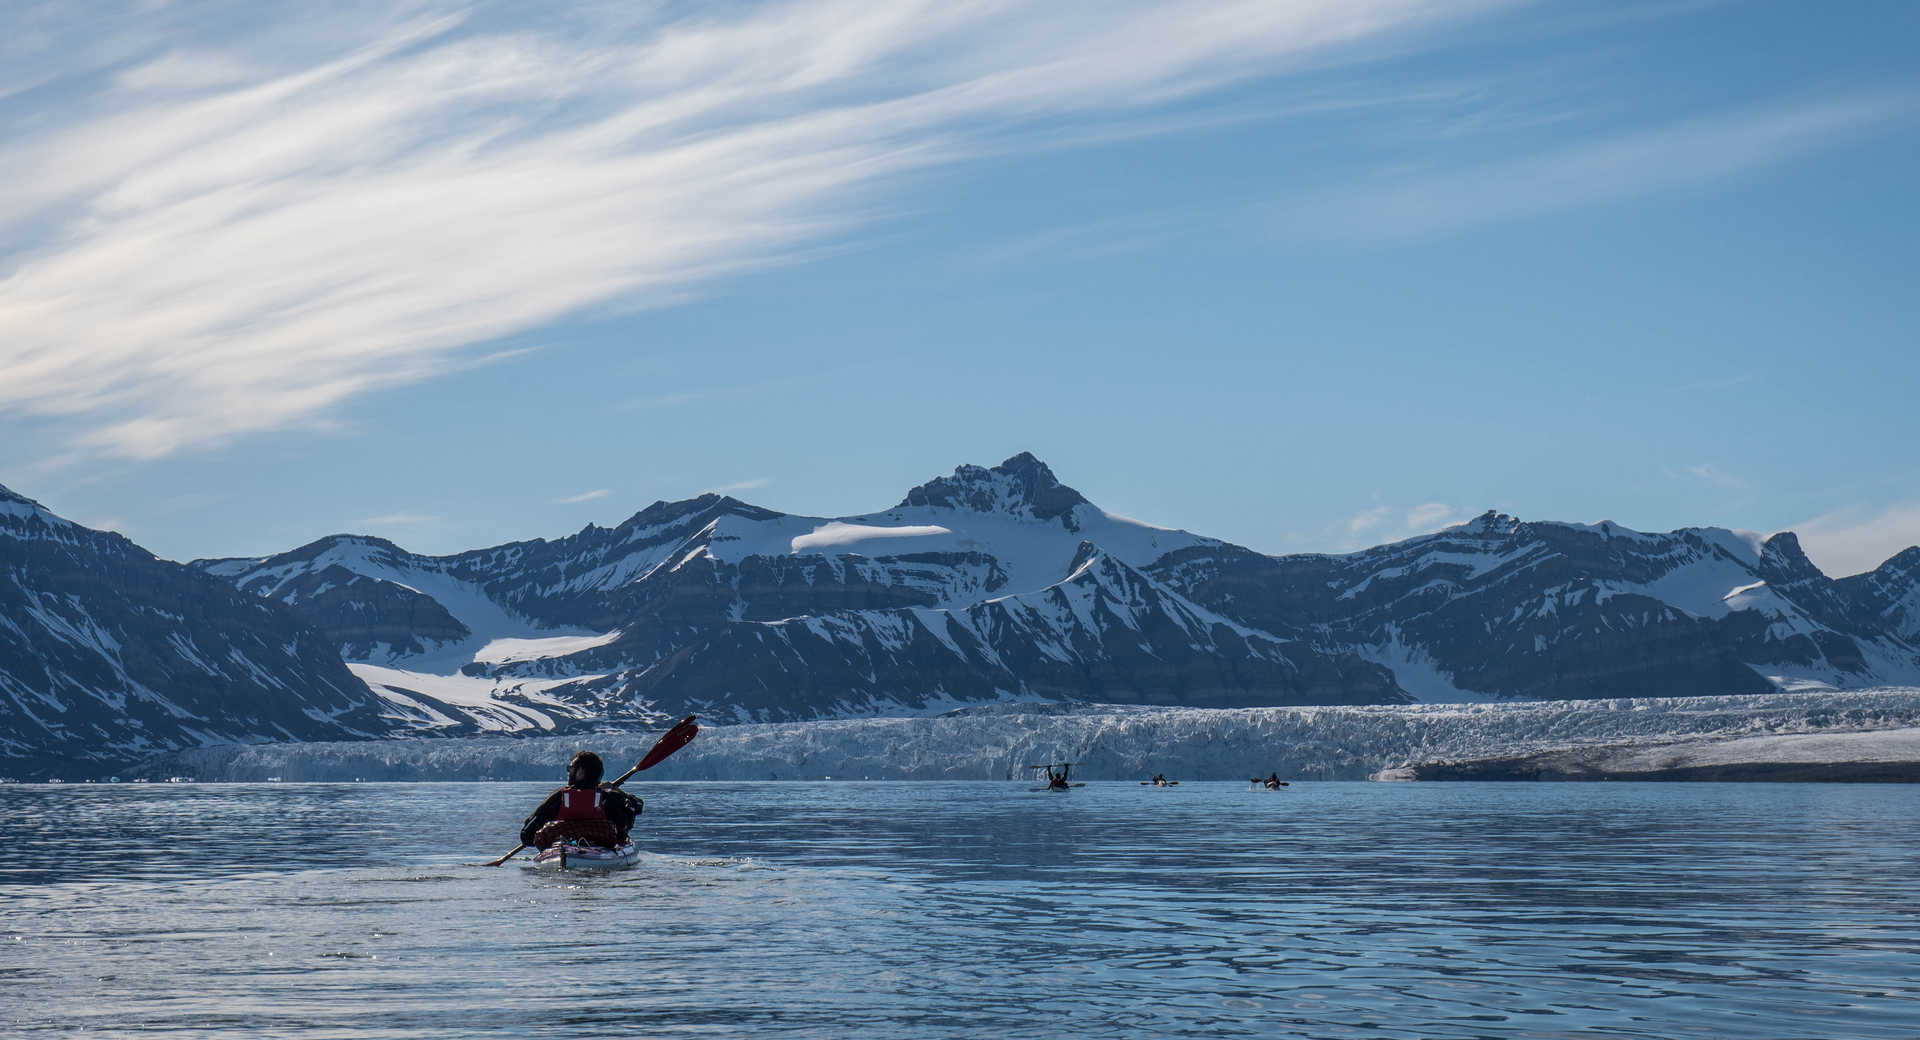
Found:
1342,501 -> 1460,549
1793,501 -> 1920,578
1272,88 -> 1920,243
1684,463 -> 1748,490
0,0 -> 1508,462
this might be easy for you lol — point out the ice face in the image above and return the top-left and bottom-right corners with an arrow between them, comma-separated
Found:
176,686 -> 1920,782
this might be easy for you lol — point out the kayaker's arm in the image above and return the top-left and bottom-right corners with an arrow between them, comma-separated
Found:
517,789 -> 566,847
600,786 -> 644,837
485,716 -> 695,867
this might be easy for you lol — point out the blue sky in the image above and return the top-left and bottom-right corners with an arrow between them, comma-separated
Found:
2,0 -> 1917,575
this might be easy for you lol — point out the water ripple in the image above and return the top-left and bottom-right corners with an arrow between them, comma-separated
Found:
2,781 -> 1916,1038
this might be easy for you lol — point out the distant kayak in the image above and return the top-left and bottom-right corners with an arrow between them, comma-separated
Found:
529,840 -> 640,871
1027,761 -> 1081,792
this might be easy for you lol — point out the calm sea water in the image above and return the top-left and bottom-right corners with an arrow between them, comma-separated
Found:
3,780 -> 1916,1039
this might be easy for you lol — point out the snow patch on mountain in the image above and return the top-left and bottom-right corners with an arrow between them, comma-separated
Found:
701,503 -> 1208,602
1690,526 -> 1769,567
473,631 -> 622,665
1355,632 -> 1490,703
235,536 -> 604,670
0,487 -> 84,545
1749,635 -> 1920,691
1633,556 -> 1769,619
790,522 -> 952,553
347,663 -> 604,733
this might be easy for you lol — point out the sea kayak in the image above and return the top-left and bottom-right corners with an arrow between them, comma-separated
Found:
529,839 -> 641,871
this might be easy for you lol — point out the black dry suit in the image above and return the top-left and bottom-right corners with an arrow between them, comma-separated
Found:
519,784 -> 644,848
519,751 -> 641,848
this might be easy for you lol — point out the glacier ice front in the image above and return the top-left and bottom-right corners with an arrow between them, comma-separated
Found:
177,687 -> 1920,783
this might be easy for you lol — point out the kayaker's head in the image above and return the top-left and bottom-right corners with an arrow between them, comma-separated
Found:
567,751 -> 604,789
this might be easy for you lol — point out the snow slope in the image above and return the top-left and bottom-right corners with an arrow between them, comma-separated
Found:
699,502 -> 1207,604
187,461 -> 1920,736
198,456 -> 1233,731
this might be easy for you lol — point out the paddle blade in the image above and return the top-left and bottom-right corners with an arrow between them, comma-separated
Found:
635,714 -> 699,772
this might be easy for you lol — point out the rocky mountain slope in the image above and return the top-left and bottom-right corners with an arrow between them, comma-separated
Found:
193,454 -> 1920,733
0,486 -> 389,773
1150,512 -> 1920,701
193,454 -> 1406,732
5,454 -> 1919,770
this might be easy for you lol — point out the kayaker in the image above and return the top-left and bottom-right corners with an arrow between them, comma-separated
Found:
519,751 -> 644,850
1263,772 -> 1282,790
1045,764 -> 1070,791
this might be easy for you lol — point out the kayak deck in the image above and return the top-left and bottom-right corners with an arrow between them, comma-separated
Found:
529,839 -> 640,871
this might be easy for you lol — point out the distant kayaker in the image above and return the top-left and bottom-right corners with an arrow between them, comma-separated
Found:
1045,764 -> 1071,791
519,751 -> 644,850
1262,772 -> 1282,790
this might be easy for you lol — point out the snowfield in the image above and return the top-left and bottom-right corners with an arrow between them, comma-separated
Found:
170,687 -> 1920,782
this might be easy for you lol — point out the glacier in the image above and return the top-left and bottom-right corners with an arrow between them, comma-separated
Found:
168,686 -> 1920,783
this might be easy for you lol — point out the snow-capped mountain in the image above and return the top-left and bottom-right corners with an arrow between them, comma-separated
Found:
0,485 -> 389,772
1149,511 -> 1920,701
1837,546 -> 1920,646
192,454 -> 1920,735
194,454 -> 1405,731
7,453 -> 1920,771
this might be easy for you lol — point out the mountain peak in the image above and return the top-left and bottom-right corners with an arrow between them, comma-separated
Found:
1066,539 -> 1104,574
0,483 -> 78,537
0,483 -> 51,512
1468,510 -> 1523,535
1880,545 -> 1920,575
1758,531 -> 1829,584
278,533 -> 411,568
896,453 -> 1091,526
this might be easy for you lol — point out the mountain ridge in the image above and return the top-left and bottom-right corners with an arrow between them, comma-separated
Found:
6,456 -> 1919,771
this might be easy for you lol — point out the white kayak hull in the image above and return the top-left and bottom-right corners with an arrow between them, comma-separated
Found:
529,840 -> 640,871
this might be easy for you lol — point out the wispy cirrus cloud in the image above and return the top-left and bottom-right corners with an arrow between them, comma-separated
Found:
1343,501 -> 1460,548
1348,504 -> 1394,534
1271,88 -> 1920,243
1683,463 -> 1748,490
559,489 -> 610,504
0,0 -> 1513,463
1403,502 -> 1458,530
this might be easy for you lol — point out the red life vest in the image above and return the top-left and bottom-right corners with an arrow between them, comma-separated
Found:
554,787 -> 608,822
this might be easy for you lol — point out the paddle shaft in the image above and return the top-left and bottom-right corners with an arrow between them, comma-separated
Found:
486,714 -> 698,866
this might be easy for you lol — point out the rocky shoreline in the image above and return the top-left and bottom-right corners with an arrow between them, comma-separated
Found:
1375,726 -> 1920,782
